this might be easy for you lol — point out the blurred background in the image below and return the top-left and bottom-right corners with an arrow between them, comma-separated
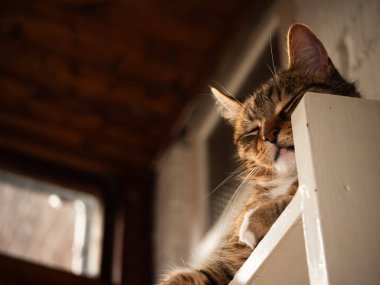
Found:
0,0 -> 379,285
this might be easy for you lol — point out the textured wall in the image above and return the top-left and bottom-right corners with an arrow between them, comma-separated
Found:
155,138 -> 209,277
295,0 -> 380,100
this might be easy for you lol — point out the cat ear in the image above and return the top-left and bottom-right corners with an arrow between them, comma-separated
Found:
287,23 -> 332,76
210,86 -> 242,123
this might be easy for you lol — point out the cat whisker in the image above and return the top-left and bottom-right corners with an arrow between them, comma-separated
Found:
328,82 -> 349,94
210,81 -> 243,106
218,167 -> 256,232
266,68 -> 282,94
207,165 -> 245,197
270,34 -> 277,75
180,256 -> 187,266
191,164 -> 246,210
267,63 -> 276,78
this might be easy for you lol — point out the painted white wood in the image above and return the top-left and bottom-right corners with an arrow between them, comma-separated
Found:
293,93 -> 380,285
230,93 -> 380,285
230,192 -> 309,285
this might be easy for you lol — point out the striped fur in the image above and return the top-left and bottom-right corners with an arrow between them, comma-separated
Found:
158,23 -> 359,285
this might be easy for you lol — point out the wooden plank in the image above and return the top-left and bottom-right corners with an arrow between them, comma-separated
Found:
0,81 -> 156,150
0,16 -> 197,87
32,0 -> 219,49
49,0 -> 109,6
0,4 -> 206,63
121,0 -> 237,23
0,124 -> 152,170
0,108 -> 153,171
292,93 -> 380,285
0,98 -> 154,150
0,135 -> 111,174
0,39 -> 184,119
107,1 -> 219,47
0,75 -> 165,167
0,110 -> 85,146
0,75 -> 167,131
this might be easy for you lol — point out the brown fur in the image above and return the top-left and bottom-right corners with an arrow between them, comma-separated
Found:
158,23 -> 359,285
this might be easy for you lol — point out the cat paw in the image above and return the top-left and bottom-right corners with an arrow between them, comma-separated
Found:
239,209 -> 257,248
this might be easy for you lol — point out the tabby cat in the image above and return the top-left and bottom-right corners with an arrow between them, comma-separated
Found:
158,23 -> 359,285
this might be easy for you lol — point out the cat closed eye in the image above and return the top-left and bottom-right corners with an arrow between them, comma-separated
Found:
247,127 -> 259,134
279,95 -> 303,119
279,110 -> 290,120
240,127 -> 259,140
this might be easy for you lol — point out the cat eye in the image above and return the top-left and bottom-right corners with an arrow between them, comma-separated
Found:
279,94 -> 303,119
238,127 -> 260,142
279,109 -> 289,120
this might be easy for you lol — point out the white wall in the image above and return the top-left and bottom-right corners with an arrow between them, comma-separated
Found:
293,0 -> 380,100
154,137 -> 210,277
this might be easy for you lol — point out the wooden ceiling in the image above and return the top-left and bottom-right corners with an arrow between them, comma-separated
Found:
0,0 -> 263,178
0,1 -> 273,284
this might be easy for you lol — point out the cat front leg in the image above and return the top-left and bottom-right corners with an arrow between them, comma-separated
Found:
239,206 -> 259,248
238,195 -> 293,248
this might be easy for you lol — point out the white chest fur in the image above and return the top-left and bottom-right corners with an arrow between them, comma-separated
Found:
267,176 -> 297,198
266,151 -> 298,198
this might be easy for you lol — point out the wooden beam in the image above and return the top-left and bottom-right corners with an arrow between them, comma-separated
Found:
0,91 -> 156,150
0,134 -> 112,174
0,39 -> 186,119
0,124 -> 153,171
0,9 -> 204,77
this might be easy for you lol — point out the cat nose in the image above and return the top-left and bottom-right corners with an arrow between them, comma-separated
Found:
264,127 -> 280,142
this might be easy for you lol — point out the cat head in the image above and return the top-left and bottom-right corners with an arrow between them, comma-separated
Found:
212,23 -> 359,179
